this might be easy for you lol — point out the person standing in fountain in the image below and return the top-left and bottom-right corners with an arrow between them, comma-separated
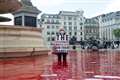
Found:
52,28 -> 69,65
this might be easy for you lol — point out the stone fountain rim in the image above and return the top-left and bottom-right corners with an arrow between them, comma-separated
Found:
0,25 -> 42,32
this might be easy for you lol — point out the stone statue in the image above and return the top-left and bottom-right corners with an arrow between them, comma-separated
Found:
21,0 -> 33,6
0,0 -> 21,22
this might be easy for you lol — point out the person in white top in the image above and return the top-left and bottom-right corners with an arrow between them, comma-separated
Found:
52,27 -> 69,65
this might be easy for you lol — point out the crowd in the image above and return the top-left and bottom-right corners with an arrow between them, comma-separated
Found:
79,40 -> 120,50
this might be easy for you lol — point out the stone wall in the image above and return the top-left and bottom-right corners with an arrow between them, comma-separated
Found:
0,25 -> 49,57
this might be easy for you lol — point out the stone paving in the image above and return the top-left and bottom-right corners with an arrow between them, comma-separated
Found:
0,50 -> 120,80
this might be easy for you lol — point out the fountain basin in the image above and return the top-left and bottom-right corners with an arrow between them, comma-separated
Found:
0,25 -> 49,58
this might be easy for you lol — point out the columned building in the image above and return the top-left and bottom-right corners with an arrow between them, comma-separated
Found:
84,18 -> 99,40
40,14 -> 61,48
40,10 -> 85,48
96,11 -> 120,41
40,10 -> 120,48
12,0 -> 41,27
59,11 -> 85,41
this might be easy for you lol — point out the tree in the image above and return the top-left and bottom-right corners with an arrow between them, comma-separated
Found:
113,28 -> 120,40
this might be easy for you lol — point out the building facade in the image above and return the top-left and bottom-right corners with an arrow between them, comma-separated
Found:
84,18 -> 99,40
40,14 -> 61,48
40,11 -> 85,48
96,11 -> 120,41
40,10 -> 120,48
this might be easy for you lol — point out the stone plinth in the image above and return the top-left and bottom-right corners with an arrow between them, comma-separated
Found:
0,25 -> 49,58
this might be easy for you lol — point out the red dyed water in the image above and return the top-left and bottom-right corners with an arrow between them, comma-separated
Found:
0,50 -> 120,80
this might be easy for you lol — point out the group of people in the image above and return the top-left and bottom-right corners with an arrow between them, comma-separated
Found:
102,41 -> 120,49
80,40 -> 120,49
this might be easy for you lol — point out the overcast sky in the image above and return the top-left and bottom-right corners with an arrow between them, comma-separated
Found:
0,0 -> 120,25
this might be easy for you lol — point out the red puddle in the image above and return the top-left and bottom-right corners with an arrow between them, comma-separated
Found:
0,50 -> 120,80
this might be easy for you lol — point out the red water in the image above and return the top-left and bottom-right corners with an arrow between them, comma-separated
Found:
0,50 -> 120,80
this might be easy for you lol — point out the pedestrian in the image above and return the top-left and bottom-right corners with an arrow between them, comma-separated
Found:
52,27 -> 69,66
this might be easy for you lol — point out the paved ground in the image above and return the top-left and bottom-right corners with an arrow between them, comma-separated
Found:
0,50 -> 120,80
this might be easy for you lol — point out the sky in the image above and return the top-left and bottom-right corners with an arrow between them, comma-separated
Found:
0,0 -> 120,25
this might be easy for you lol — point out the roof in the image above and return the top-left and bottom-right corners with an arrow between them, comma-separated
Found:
41,13 -> 60,19
59,10 -> 84,16
85,18 -> 98,24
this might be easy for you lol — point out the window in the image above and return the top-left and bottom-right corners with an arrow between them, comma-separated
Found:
47,19 -> 50,23
80,23 -> 83,25
69,32 -> 72,35
47,26 -> 50,29
91,29 -> 93,33
74,17 -> 77,20
64,16 -> 66,20
64,26 -> 67,30
74,26 -> 77,30
80,27 -> 82,30
81,32 -> 82,35
74,22 -> 77,25
52,32 -> 55,35
56,32 -> 59,35
90,29 -> 91,33
74,32 -> 77,35
53,16 -> 55,18
24,16 -> 36,27
81,37 -> 83,41
68,17 -> 72,20
56,26 -> 59,29
86,30 -> 88,33
51,20 -> 54,23
52,26 -> 54,29
47,37 -> 50,41
47,32 -> 50,35
64,22 -> 66,25
94,29 -> 96,33
69,26 -> 72,30
80,18 -> 82,21
69,22 -> 72,25
52,37 -> 55,41
56,20 -> 59,23
14,16 -> 22,26
41,19 -> 44,22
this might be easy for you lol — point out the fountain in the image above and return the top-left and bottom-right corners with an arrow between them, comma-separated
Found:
0,0 -> 49,58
